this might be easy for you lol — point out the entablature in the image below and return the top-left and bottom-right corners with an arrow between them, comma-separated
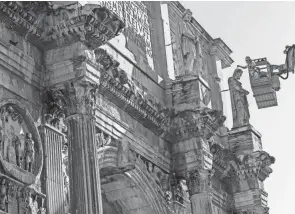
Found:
210,143 -> 275,191
0,2 -> 125,51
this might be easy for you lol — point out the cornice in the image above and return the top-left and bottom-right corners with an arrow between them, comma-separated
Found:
210,38 -> 234,69
44,48 -> 227,142
0,1 -> 125,50
210,143 -> 275,183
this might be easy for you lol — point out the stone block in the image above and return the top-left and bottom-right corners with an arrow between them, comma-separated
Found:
228,125 -> 262,155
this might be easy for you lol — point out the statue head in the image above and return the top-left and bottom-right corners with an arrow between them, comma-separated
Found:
233,68 -> 243,80
245,56 -> 252,64
182,9 -> 192,22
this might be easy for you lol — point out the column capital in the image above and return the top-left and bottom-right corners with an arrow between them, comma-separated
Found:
63,78 -> 98,116
44,78 -> 98,120
186,168 -> 213,196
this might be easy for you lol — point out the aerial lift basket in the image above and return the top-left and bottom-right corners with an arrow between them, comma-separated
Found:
249,58 -> 278,109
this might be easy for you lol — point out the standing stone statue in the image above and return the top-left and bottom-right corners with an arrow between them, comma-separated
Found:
24,133 -> 35,173
179,9 -> 199,75
228,68 -> 250,128
14,136 -> 22,167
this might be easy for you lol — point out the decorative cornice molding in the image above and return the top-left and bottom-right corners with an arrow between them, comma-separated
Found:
210,38 -> 234,69
210,143 -> 275,182
45,48 -> 225,138
0,2 -> 125,50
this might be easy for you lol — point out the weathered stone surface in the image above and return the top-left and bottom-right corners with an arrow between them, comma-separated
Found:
228,68 -> 250,129
0,1 -> 276,214
39,124 -> 65,214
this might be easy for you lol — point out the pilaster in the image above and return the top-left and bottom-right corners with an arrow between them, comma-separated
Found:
39,124 -> 65,214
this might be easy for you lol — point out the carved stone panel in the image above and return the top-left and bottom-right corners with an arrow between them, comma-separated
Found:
0,103 -> 43,185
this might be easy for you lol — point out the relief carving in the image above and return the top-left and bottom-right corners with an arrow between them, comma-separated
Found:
44,89 -> 66,130
178,9 -> 203,76
171,173 -> 189,204
1,2 -> 125,49
0,104 -> 43,185
165,108 -> 225,142
45,79 -> 99,118
186,169 -> 212,196
63,79 -> 98,116
24,133 -> 35,173
0,176 -> 46,214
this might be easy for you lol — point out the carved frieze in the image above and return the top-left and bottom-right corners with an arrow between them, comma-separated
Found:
165,108 -> 226,142
97,51 -> 170,135
0,176 -> 45,214
0,2 -> 125,50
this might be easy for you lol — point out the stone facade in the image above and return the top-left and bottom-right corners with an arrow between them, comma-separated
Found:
0,1 -> 274,214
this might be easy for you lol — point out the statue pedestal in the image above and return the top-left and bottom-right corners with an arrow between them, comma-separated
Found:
228,125 -> 262,155
171,74 -> 209,112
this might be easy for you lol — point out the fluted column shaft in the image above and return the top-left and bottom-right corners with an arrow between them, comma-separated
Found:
67,114 -> 102,214
61,79 -> 102,214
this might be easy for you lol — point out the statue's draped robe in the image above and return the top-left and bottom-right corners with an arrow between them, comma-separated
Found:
179,21 -> 197,75
228,77 -> 250,128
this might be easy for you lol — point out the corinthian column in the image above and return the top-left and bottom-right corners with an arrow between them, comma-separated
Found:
63,79 -> 102,214
187,169 -> 213,214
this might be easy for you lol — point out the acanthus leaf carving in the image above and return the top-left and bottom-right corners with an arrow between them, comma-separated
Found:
44,78 -> 99,119
63,79 -> 98,116
186,168 -> 213,196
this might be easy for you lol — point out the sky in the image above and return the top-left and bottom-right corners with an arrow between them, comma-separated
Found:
181,1 -> 295,213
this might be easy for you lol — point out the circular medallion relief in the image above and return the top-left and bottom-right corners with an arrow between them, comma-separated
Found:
0,101 -> 43,185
